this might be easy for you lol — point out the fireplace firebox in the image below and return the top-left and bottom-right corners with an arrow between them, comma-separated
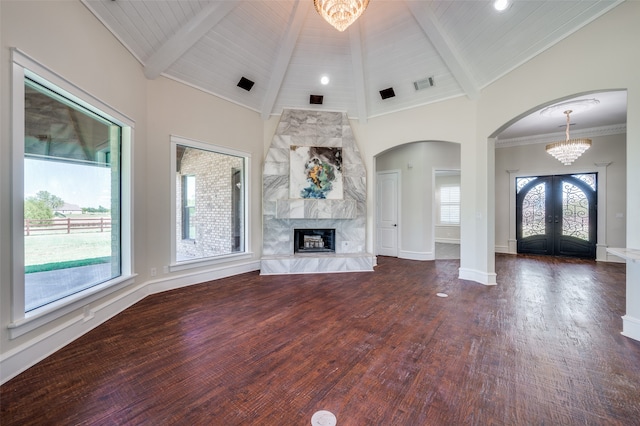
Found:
294,229 -> 336,253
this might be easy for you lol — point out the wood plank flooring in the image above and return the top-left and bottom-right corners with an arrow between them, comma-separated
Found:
2,255 -> 638,425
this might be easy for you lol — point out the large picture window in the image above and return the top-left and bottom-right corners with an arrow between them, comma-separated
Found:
22,78 -> 123,311
172,137 -> 249,266
11,50 -> 133,333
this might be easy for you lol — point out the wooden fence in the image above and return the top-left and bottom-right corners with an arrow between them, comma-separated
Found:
24,217 -> 111,236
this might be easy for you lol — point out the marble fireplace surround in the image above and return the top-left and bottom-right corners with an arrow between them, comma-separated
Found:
261,109 -> 374,274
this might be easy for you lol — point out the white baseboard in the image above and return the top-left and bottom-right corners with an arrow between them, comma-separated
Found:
147,260 -> 261,294
458,267 -> 497,286
494,245 -> 510,254
399,250 -> 434,261
0,259 -> 261,386
622,315 -> 640,342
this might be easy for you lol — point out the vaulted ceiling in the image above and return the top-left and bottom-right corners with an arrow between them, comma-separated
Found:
83,0 -> 625,139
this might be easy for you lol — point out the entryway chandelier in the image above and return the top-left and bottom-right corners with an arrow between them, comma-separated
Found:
314,0 -> 370,32
545,110 -> 591,166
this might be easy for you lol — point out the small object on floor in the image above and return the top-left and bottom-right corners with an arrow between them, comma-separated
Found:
436,293 -> 448,298
311,410 -> 337,426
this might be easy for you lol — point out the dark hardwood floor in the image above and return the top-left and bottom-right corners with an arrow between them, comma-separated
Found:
2,255 -> 638,425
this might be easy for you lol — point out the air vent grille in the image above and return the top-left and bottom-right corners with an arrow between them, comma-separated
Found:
413,76 -> 435,91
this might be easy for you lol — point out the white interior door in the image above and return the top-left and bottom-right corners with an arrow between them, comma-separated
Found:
377,171 -> 399,256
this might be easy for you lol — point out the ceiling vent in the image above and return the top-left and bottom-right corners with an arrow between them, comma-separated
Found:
237,77 -> 255,91
309,95 -> 324,105
379,87 -> 396,100
413,76 -> 435,91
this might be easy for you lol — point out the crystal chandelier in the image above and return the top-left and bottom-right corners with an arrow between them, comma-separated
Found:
314,0 -> 370,32
545,110 -> 591,166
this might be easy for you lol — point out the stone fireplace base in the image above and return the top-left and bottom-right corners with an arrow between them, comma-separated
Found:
260,253 -> 375,275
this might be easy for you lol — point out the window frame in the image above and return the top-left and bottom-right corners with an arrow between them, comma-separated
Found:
181,175 -> 196,240
9,49 -> 135,339
170,135 -> 251,272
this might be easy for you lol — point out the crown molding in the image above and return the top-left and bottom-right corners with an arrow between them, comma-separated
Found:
496,123 -> 626,148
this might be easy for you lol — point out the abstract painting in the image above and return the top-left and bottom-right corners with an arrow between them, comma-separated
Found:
290,146 -> 343,199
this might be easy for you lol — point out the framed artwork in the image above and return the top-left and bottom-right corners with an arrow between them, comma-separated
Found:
290,146 -> 343,199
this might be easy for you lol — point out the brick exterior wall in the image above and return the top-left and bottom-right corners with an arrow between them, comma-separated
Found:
176,147 -> 244,261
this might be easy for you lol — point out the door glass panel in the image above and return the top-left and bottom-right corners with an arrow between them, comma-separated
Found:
521,183 -> 546,238
516,177 -> 537,193
572,174 -> 596,190
562,182 -> 589,240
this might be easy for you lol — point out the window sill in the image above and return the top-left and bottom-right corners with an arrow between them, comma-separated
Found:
170,252 -> 254,272
8,274 -> 137,339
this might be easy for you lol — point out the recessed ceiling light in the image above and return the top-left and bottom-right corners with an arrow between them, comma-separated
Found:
494,0 -> 510,11
320,75 -> 330,85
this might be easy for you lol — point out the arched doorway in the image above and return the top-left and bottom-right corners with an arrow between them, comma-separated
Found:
492,90 -> 627,261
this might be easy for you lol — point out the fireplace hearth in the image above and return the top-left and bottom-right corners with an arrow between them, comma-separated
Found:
294,229 -> 335,253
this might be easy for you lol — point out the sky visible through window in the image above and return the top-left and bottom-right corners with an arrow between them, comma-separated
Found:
25,158 -> 111,209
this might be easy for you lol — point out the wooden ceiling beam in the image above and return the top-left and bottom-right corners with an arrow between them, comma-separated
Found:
349,21 -> 368,124
406,1 -> 479,100
144,0 -> 239,80
260,1 -> 311,120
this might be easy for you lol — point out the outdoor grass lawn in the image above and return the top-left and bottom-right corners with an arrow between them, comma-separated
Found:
24,232 -> 112,268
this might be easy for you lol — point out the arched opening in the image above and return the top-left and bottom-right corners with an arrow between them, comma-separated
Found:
491,90 -> 627,261
374,141 -> 461,261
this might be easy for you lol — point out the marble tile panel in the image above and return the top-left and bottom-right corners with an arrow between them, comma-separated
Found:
291,136 -> 317,147
271,135 -> 292,149
331,200 -> 356,219
265,147 -> 290,163
317,111 -> 343,126
290,199 -> 305,218
344,177 -> 366,202
318,256 -> 346,272
304,199 -> 319,218
275,124 -> 291,138
263,200 -> 277,216
315,137 -> 342,147
343,162 -> 366,178
345,256 -> 374,271
290,257 -> 320,273
276,200 -> 290,218
260,258 -> 290,274
342,147 -> 360,167
317,200 -> 332,218
262,222 -> 291,255
280,109 -> 292,122
263,175 -> 289,200
263,161 -> 289,176
317,123 -> 342,138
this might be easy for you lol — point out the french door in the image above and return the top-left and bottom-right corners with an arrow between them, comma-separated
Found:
516,173 -> 597,258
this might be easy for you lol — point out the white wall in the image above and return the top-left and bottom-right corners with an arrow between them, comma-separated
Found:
376,142 -> 460,259
495,132 -> 626,258
1,0 -> 149,381
145,77 -> 263,277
